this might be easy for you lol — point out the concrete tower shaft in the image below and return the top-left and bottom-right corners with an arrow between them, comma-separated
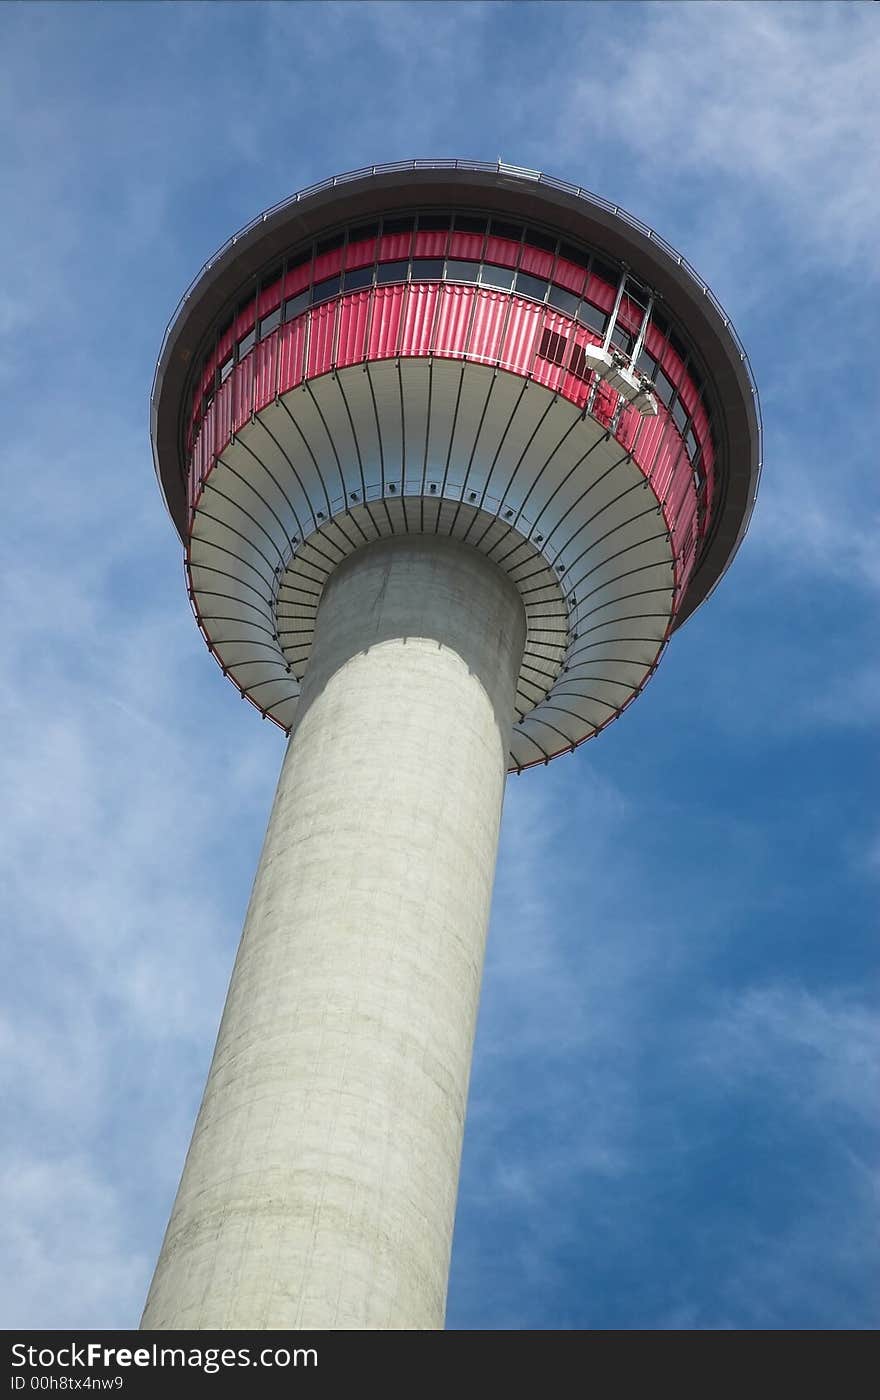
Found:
142,536 -> 526,1329
145,162 -> 761,1331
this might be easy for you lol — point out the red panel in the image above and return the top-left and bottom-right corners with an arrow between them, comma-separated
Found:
677,371 -> 700,417
335,292 -> 371,368
307,300 -> 338,378
311,246 -> 345,284
644,321 -> 668,359
553,256 -> 588,296
616,403 -> 641,455
257,277 -> 283,319
660,339 -> 687,386
469,289 -> 507,364
500,298 -> 541,375
234,298 -> 256,341
433,284 -> 474,358
284,260 -> 311,297
399,283 -> 440,356
592,379 -> 617,430
253,336 -> 278,413
584,272 -> 616,313
217,322 -> 234,363
560,327 -> 594,410
376,232 -> 413,262
446,231 -> 484,261
483,235 -> 522,269
412,229 -> 449,259
518,245 -> 554,278
213,378 -> 233,456
366,284 -> 405,359
232,356 -> 254,434
344,235 -> 378,271
277,315 -> 308,394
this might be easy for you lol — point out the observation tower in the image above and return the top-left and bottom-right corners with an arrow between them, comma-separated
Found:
143,161 -> 760,1330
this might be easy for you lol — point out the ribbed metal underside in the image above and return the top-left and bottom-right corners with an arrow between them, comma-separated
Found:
187,358 -> 675,769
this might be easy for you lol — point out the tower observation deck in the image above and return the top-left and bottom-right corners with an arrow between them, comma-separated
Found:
144,161 -> 761,1329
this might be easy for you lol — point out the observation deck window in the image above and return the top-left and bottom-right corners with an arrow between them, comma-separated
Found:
481,264 -> 515,290
490,219 -> 524,242
610,324 -> 635,356
446,259 -> 480,283
637,347 -> 659,379
313,274 -> 342,304
237,327 -> 256,360
578,300 -> 607,334
219,354 -> 233,384
348,221 -> 379,243
525,228 -> 557,253
383,216 -> 415,234
342,266 -> 373,292
654,367 -> 675,407
686,428 -> 699,461
375,260 -> 409,284
417,213 -> 451,231
316,232 -> 344,255
259,306 -> 282,338
454,215 -> 486,234
411,258 -> 445,280
548,285 -> 579,316
672,397 -> 688,432
559,241 -> 590,269
284,291 -> 309,322
514,271 -> 549,302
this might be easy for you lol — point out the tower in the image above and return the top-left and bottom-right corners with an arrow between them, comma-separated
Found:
143,162 -> 761,1330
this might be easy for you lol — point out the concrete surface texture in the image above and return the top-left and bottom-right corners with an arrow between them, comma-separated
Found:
141,534 -> 527,1329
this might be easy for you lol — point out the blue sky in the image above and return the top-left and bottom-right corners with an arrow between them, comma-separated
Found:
0,0 -> 876,1330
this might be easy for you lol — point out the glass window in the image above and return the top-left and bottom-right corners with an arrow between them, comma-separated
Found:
411,258 -> 445,280
316,231 -> 344,255
343,265 -> 373,292
287,249 -> 311,272
445,259 -> 480,283
672,397 -> 688,432
261,265 -> 283,292
655,368 -> 674,406
481,264 -> 515,290
686,428 -> 699,461
651,308 -> 669,337
578,300 -> 607,334
637,347 -> 658,379
669,328 -> 688,362
284,291 -> 310,322
514,271 -> 549,302
259,306 -> 282,338
609,323 -> 635,356
375,261 -> 409,285
591,257 -> 618,287
525,227 -> 556,253
383,216 -> 415,235
237,328 -> 256,360
312,274 -> 341,304
559,241 -> 590,269
348,221 -> 379,243
219,354 -> 233,384
548,284 -> 579,316
454,215 -> 486,234
491,219 -> 523,242
418,213 -> 450,231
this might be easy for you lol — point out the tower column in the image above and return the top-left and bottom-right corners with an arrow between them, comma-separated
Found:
141,534 -> 526,1330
